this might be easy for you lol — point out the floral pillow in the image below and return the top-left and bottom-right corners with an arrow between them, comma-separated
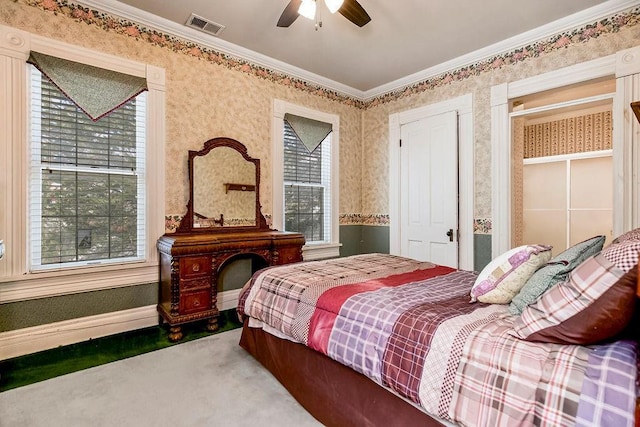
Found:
511,255 -> 636,345
470,244 -> 552,304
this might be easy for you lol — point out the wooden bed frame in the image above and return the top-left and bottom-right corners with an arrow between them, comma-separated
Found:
239,320 -> 446,427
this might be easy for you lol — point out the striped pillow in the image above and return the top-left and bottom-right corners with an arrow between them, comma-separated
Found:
511,254 -> 629,344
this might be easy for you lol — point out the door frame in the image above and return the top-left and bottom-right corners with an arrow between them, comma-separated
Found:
490,45 -> 640,257
389,93 -> 474,271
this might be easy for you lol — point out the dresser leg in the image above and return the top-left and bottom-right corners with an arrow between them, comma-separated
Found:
168,325 -> 183,342
206,317 -> 219,332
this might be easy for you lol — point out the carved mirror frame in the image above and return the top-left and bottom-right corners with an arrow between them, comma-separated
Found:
176,137 -> 269,233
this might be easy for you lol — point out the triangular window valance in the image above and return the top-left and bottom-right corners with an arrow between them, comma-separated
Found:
284,113 -> 332,153
28,52 -> 147,121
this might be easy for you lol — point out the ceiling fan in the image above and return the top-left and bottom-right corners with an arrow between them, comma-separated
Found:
277,0 -> 371,28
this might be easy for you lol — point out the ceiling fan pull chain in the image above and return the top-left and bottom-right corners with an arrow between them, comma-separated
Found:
315,4 -> 322,31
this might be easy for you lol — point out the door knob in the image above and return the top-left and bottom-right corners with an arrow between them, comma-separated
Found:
446,229 -> 454,242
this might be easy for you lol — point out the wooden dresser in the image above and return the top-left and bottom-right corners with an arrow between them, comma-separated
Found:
157,230 -> 304,341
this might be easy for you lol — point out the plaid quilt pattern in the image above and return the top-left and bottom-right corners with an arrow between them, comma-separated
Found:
512,254 -> 623,339
327,270 -> 478,388
239,253 -> 434,340
239,254 -> 638,426
575,340 -> 638,427
449,316 -> 590,426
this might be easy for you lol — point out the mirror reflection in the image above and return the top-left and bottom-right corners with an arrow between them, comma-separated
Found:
193,146 -> 257,228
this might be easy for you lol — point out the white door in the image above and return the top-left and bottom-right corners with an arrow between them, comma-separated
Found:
400,111 -> 458,267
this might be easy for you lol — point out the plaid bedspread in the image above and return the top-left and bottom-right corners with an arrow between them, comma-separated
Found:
238,253 -> 637,426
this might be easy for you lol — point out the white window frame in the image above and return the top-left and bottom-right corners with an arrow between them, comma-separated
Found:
0,24 -> 166,302
272,100 -> 340,260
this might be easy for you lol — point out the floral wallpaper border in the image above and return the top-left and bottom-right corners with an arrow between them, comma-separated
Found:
474,218 -> 493,235
24,0 -> 640,109
165,214 -> 493,234
340,213 -> 390,226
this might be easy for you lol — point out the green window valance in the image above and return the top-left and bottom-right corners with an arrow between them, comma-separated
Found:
284,113 -> 332,153
28,52 -> 147,121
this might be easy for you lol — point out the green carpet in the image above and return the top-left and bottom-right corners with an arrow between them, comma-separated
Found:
0,308 -> 242,392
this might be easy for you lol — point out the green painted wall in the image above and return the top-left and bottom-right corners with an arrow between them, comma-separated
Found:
341,226 -> 493,272
474,234 -> 492,272
339,225 -> 390,257
0,283 -> 157,333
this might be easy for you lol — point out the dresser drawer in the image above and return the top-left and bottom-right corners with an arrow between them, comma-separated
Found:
180,277 -> 210,291
179,290 -> 211,314
277,246 -> 302,264
180,256 -> 212,278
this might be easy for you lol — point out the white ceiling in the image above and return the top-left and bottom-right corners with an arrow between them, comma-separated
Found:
80,0 -> 626,96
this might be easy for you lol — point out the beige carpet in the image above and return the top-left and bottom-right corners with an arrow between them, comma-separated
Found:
0,328 -> 322,426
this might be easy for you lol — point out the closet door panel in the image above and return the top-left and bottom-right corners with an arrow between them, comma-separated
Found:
523,162 -> 566,210
523,210 -> 566,254
570,157 -> 612,209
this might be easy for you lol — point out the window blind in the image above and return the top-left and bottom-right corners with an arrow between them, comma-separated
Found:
29,65 -> 146,270
283,120 -> 332,243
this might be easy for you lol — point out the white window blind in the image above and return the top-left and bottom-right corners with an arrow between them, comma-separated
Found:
283,120 -> 332,244
29,65 -> 146,271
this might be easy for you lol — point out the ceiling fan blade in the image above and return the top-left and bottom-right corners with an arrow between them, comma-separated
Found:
338,0 -> 371,27
277,0 -> 302,27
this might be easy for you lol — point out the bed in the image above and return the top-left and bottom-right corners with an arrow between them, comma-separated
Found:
237,233 -> 640,426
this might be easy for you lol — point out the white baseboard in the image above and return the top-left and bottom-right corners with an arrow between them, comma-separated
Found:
0,305 -> 158,360
0,291 -> 243,360
218,288 -> 241,312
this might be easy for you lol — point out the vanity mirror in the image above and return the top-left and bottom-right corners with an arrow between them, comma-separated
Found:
158,137 -> 304,341
176,137 -> 268,233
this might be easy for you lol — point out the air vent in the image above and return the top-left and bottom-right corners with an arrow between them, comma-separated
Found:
186,13 -> 225,36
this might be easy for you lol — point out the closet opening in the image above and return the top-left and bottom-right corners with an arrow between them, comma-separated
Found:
510,76 -> 615,254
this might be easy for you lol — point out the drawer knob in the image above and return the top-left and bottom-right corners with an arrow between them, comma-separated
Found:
193,299 -> 200,307
192,263 -> 200,272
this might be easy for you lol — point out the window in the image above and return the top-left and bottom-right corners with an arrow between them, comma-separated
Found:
29,66 -> 146,270
0,29 -> 164,299
272,100 -> 339,260
283,120 -> 331,243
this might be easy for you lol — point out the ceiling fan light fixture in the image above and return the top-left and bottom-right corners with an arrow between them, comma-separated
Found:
324,0 -> 344,14
298,0 -> 316,20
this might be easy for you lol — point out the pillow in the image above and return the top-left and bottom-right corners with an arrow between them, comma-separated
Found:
611,227 -> 640,244
509,235 -> 606,315
511,254 -> 636,345
470,244 -> 552,304
601,239 -> 640,273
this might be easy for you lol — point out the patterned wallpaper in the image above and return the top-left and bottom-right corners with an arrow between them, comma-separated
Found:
512,118 -> 526,247
3,0 -> 640,234
523,111 -> 612,158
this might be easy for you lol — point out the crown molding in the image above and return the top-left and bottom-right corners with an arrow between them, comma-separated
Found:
362,0 -> 640,101
75,0 -> 638,103
74,0 -> 367,100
